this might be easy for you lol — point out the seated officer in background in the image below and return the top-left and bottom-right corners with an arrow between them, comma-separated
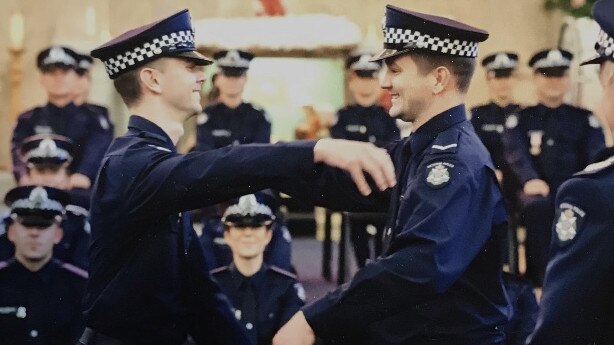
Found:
12,46 -> 109,189
0,135 -> 91,269
0,186 -> 87,345
330,52 -> 400,267
72,52 -> 115,143
195,49 -> 271,151
275,5 -> 510,344
501,48 -> 605,286
470,52 -> 521,206
528,0 -> 614,343
211,194 -> 305,345
85,9 -> 394,344
200,190 -> 293,271
501,271 -> 538,345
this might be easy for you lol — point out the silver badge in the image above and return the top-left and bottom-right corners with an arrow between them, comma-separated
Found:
196,113 -> 208,125
505,114 -> 518,129
425,162 -> 453,188
529,131 -> 544,156
555,203 -> 586,244
589,115 -> 601,129
294,282 -> 306,302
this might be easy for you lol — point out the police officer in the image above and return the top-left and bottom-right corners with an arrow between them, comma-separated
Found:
200,190 -> 293,271
527,0 -> 614,343
0,135 -> 91,269
195,49 -> 271,151
330,52 -> 400,267
211,194 -> 305,345
84,9 -> 394,345
471,52 -> 521,205
72,52 -> 115,143
502,48 -> 606,286
501,272 -> 538,345
0,185 -> 87,345
274,5 -> 510,344
11,46 -> 109,190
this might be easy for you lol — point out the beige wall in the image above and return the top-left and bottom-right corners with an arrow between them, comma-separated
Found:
0,0 -> 566,169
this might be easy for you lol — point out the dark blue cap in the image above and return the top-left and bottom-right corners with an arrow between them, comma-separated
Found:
482,52 -> 518,77
20,134 -> 74,167
529,49 -> 573,75
581,0 -> 614,65
222,194 -> 275,228
346,53 -> 382,78
371,4 -> 488,62
91,9 -> 212,79
5,186 -> 68,227
37,46 -> 78,71
214,50 -> 254,76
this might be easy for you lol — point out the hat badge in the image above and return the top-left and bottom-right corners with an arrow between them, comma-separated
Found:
29,187 -> 49,207
39,138 -> 58,156
546,49 -> 565,65
492,53 -> 513,69
45,47 -> 74,65
555,209 -> 577,242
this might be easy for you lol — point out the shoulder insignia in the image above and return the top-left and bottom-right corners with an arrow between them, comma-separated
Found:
282,226 -> 292,243
555,203 -> 586,245
269,265 -> 297,279
83,220 -> 91,235
431,143 -> 458,151
210,266 -> 230,275
425,162 -> 454,189
61,262 -> 88,278
0,261 -> 8,270
505,114 -> 518,129
99,116 -> 110,130
196,113 -> 209,125
147,144 -> 172,153
262,111 -> 272,123
213,237 -> 227,245
588,114 -> 601,129
66,204 -> 89,217
294,282 -> 306,302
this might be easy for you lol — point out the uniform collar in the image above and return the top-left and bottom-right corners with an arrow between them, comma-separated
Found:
409,104 -> 467,155
229,263 -> 267,289
47,102 -> 77,113
12,258 -> 58,283
127,115 -> 177,152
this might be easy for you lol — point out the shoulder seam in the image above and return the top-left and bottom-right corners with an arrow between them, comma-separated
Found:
269,265 -> 297,279
61,262 -> 88,278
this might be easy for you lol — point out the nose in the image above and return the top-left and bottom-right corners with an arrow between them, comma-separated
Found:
380,66 -> 392,90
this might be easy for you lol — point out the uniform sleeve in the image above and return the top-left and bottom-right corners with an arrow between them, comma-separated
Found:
279,280 -> 306,326
70,218 -> 91,270
502,126 -> 540,185
527,178 -> 613,345
302,159 -> 503,340
115,141 -> 317,219
11,114 -> 33,182
329,111 -> 347,140
195,119 -> 216,151
254,112 -> 272,143
75,114 -> 112,180
185,227 -> 251,345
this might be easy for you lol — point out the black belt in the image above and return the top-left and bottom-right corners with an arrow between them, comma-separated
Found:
78,328 -> 131,345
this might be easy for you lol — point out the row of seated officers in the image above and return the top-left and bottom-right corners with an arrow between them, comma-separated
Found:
0,40 -> 608,345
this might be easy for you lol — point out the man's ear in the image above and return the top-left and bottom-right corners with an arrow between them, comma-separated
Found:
432,66 -> 452,94
139,67 -> 163,94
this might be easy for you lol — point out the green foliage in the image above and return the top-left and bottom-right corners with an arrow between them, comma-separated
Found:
544,0 -> 597,17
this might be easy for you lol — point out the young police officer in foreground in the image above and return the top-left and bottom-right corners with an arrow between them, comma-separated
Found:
527,0 -> 614,343
82,9 -> 395,345
274,4 -> 510,345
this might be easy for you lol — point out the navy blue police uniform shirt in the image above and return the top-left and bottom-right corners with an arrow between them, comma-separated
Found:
501,272 -> 538,345
81,102 -> 114,156
11,102 -> 110,182
502,104 -> 605,192
290,105 -> 511,344
527,155 -> 614,345
195,102 -> 271,151
0,207 -> 91,270
470,102 -> 520,172
0,258 -> 87,345
86,115 -> 318,344
200,217 -> 293,271
330,104 -> 400,147
210,264 -> 305,345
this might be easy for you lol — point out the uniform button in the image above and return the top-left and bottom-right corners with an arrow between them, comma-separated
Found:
386,228 -> 391,236
546,139 -> 554,146
246,322 -> 253,330
268,313 -> 274,319
30,330 -> 38,338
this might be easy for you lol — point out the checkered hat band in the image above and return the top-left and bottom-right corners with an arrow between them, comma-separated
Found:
103,30 -> 195,77
383,27 -> 479,57
597,30 -> 614,58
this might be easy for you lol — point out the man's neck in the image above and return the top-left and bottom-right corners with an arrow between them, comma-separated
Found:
491,96 -> 512,108
219,94 -> 243,109
539,97 -> 564,109
130,100 -> 185,145
354,96 -> 378,108
73,95 -> 86,106
412,92 -> 464,132
15,254 -> 51,272
233,255 -> 264,277
48,95 -> 72,108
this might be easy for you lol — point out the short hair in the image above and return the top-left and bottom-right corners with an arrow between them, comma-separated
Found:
408,52 -> 476,93
112,59 -> 166,107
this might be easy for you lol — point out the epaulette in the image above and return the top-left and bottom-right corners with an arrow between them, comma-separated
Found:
61,262 -> 88,279
576,156 -> 614,176
269,265 -> 297,279
0,260 -> 9,271
210,266 -> 230,275
66,204 -> 89,217
427,129 -> 460,155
